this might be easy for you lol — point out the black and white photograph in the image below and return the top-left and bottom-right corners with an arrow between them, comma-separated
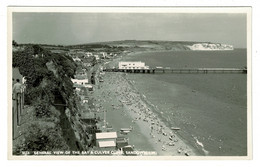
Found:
8,7 -> 251,159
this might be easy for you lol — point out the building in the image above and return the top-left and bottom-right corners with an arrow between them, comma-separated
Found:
72,56 -> 81,62
95,132 -> 117,149
116,136 -> 129,149
118,61 -> 149,70
71,78 -> 89,86
100,52 -> 108,59
12,68 -> 23,84
94,55 -> 101,63
75,69 -> 87,79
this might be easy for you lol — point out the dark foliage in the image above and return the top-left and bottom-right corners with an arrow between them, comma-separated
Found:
14,123 -> 69,155
13,45 -> 77,106
12,40 -> 18,47
35,99 -> 51,118
13,44 -> 78,154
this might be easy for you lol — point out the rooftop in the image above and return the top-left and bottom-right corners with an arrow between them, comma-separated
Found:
98,141 -> 116,148
96,132 -> 117,139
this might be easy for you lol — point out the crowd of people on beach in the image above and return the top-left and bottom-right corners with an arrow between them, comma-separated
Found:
89,66 -> 193,156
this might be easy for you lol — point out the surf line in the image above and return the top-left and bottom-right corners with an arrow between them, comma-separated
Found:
193,136 -> 209,155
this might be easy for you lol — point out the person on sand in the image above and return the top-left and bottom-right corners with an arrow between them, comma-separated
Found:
13,79 -> 22,100
162,145 -> 166,151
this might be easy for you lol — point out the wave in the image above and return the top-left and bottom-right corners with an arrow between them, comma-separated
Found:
193,136 -> 209,155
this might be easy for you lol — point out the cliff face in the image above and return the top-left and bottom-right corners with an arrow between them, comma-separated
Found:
186,43 -> 234,51
13,45 -> 89,154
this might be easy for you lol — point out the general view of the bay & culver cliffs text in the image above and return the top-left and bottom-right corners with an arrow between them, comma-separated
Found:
10,8 -> 249,158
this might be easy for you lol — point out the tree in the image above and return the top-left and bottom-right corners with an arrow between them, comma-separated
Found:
12,40 -> 18,47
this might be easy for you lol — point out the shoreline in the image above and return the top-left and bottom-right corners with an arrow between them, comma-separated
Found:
121,73 -> 197,156
110,50 -> 247,156
90,55 -> 198,156
124,75 -> 201,155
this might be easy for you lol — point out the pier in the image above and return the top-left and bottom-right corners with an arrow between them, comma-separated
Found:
103,67 -> 247,74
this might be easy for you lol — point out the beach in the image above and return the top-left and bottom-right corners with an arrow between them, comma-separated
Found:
89,60 -> 197,156
84,47 -> 247,156
118,50 -> 247,156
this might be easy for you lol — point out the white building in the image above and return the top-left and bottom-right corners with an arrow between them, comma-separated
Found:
71,79 -> 89,86
101,52 -> 108,59
96,132 -> 117,149
118,61 -> 149,70
84,52 -> 93,58
72,57 -> 81,62
94,55 -> 100,60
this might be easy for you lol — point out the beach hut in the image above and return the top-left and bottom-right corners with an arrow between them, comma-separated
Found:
121,145 -> 136,156
116,136 -> 129,148
95,132 -> 117,149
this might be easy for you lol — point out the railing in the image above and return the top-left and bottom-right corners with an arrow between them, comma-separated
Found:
12,87 -> 25,139
103,67 -> 247,74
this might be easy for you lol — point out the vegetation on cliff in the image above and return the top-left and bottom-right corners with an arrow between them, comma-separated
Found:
12,44 -> 82,154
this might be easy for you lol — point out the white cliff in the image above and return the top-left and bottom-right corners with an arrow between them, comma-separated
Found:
186,43 -> 234,51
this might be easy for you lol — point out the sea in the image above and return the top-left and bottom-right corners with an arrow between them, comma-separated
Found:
119,49 -> 247,156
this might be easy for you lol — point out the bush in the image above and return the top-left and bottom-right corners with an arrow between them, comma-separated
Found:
35,100 -> 51,118
12,44 -> 80,154
14,122 -> 69,155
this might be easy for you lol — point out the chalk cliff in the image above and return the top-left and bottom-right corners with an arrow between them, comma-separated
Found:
186,43 -> 234,51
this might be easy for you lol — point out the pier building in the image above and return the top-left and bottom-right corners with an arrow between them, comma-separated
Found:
119,61 -> 149,70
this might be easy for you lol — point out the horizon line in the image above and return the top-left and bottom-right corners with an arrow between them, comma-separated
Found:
12,39 -> 241,47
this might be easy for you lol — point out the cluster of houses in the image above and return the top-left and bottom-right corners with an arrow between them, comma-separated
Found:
68,50 -> 118,68
70,50 -> 118,97
71,68 -> 93,99
68,50 -> 136,154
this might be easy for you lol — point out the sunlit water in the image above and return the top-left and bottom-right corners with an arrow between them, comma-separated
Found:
119,49 -> 247,156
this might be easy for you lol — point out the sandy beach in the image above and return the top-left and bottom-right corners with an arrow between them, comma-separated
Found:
89,59 -> 197,156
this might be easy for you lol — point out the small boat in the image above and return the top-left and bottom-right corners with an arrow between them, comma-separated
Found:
171,127 -> 181,130
120,128 -> 132,132
120,130 -> 131,135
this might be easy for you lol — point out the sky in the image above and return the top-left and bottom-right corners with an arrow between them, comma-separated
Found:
13,12 -> 247,48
